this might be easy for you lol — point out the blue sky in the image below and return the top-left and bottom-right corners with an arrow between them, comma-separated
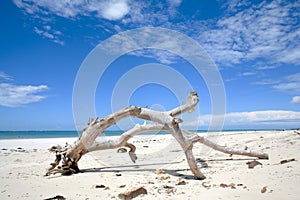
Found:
0,0 -> 299,131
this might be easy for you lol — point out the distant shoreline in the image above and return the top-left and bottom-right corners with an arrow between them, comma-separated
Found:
0,129 -> 293,140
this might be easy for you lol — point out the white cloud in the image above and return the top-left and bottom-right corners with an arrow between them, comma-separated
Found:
0,73 -> 49,107
220,0 -> 251,12
0,72 -> 13,81
186,110 -> 300,128
97,27 -> 214,65
286,73 -> 300,82
14,0 -> 130,20
273,82 -> 300,93
33,26 -> 64,45
13,0 -> 87,18
225,110 -> 300,123
0,83 -> 49,108
253,79 -> 280,86
241,72 -> 256,76
14,0 -> 131,44
291,96 -> 300,104
101,0 -> 130,20
13,0 -> 300,67
167,0 -> 182,7
272,72 -> 300,93
130,49 -> 183,64
256,65 -> 278,70
197,0 -> 300,67
253,72 -> 300,95
167,0 -> 182,16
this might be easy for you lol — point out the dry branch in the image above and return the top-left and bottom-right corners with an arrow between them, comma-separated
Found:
46,91 -> 268,179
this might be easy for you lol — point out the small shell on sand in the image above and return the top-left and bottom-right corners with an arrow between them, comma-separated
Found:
155,168 -> 165,174
261,186 -> 267,193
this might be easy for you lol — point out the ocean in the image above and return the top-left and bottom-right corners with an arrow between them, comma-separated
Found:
0,130 -> 172,140
0,129 -> 271,140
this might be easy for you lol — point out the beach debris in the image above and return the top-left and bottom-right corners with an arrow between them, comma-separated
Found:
220,183 -> 236,189
158,185 -> 176,194
44,195 -> 66,200
202,182 -> 211,189
45,91 -> 269,180
280,158 -> 295,164
116,173 -> 122,176
159,175 -> 170,180
273,158 -> 296,165
246,160 -> 262,169
155,168 -> 165,174
176,179 -> 186,185
261,186 -> 267,193
118,186 -> 147,199
95,184 -> 106,188
119,185 -> 126,188
49,145 -> 62,153
15,147 -> 26,152
117,148 -> 127,153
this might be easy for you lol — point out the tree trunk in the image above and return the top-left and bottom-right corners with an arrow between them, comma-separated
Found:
46,91 -> 268,179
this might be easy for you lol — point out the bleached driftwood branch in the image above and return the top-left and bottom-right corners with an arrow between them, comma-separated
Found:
46,91 -> 268,179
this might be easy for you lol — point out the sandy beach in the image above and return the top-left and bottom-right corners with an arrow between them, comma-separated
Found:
0,130 -> 299,200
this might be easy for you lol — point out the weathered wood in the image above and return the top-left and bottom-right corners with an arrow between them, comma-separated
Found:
185,130 -> 269,159
46,91 -> 268,179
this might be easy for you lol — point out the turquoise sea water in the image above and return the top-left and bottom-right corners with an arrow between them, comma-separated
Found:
0,130 -> 173,139
0,129 -> 275,140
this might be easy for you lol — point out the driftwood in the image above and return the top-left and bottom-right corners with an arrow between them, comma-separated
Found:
46,91 -> 268,179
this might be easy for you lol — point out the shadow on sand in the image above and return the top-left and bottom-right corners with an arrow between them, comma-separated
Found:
77,157 -> 257,180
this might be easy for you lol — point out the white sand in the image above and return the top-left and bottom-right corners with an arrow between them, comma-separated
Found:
0,130 -> 299,199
